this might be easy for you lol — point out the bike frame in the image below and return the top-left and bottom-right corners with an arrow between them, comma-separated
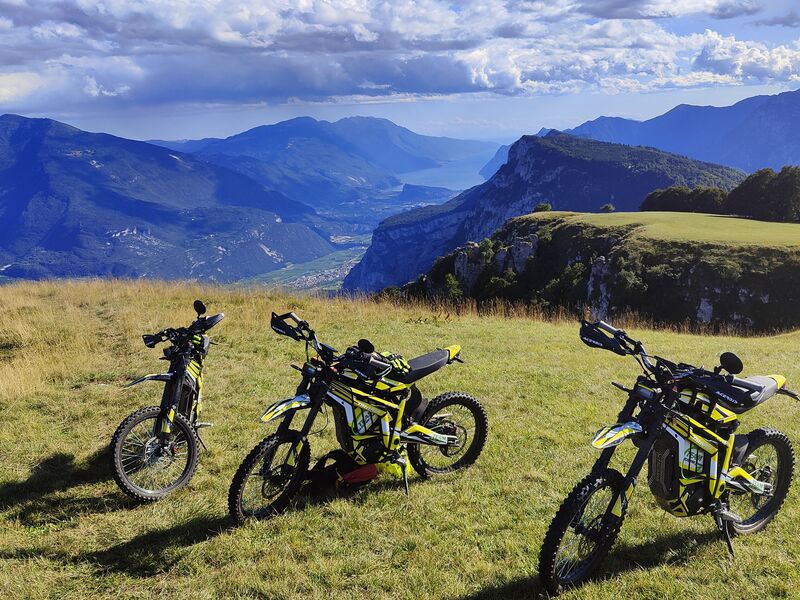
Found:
126,337 -> 206,440
585,320 -> 781,525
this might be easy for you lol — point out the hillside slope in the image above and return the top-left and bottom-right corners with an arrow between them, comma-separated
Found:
343,132 -> 744,291
412,211 -> 800,331
1,280 -> 799,599
567,88 -> 800,172
0,115 -> 333,281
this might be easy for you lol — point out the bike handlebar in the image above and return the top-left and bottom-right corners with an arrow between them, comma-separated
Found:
368,355 -> 392,371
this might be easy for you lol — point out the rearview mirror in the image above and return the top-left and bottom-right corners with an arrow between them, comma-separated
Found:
193,300 -> 206,316
357,339 -> 375,354
719,352 -> 743,375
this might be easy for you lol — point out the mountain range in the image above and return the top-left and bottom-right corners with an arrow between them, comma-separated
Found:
566,89 -> 800,173
151,116 -> 496,221
343,131 -> 744,291
0,114 -> 338,281
0,114 -> 489,282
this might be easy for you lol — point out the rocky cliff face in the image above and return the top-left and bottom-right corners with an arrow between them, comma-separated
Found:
343,132 -> 744,291
409,212 -> 800,332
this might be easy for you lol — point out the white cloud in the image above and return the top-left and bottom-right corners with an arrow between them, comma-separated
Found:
0,72 -> 47,103
0,0 -> 794,113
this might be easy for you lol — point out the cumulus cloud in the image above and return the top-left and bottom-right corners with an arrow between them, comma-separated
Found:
0,0 -> 795,114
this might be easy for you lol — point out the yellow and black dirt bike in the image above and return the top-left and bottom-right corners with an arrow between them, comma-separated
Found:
539,320 -> 797,595
228,311 -> 488,523
111,300 -> 224,502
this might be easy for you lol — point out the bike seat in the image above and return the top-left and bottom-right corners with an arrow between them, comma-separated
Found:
392,346 -> 459,384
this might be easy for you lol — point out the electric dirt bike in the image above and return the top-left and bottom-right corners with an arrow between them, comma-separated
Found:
539,319 -> 797,595
228,311 -> 488,523
111,300 -> 224,502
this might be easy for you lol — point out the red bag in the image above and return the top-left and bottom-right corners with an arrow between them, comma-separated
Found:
340,464 -> 379,487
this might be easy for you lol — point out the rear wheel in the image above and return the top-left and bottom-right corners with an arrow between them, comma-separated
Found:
228,430 -> 310,524
408,392 -> 488,478
538,469 -> 625,595
111,406 -> 199,502
729,427 -> 794,535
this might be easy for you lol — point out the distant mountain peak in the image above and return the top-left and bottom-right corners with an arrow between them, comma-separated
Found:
564,87 -> 800,172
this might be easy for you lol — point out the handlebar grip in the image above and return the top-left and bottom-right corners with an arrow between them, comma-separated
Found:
368,356 -> 392,371
731,376 -> 764,392
597,321 -> 619,335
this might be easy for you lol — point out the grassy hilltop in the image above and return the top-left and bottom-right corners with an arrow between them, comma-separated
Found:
416,211 -> 800,331
2,281 -> 800,599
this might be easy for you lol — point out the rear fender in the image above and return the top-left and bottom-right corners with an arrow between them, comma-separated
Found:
123,373 -> 173,388
592,421 -> 643,449
261,394 -> 312,423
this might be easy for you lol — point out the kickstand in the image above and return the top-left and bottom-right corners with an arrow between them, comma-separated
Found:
195,429 -> 208,452
402,465 -> 409,496
714,510 -> 735,557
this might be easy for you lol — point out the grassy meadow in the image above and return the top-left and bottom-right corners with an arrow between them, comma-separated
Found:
2,280 -> 800,599
518,211 -> 800,247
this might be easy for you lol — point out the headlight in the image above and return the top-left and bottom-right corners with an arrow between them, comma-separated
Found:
302,362 -> 319,378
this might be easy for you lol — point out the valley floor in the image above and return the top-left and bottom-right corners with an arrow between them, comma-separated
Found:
1,281 -> 799,599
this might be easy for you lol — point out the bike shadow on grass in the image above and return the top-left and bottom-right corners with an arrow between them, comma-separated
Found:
0,514 -> 231,579
58,480 -> 396,578
0,447 -> 132,525
458,529 -> 720,600
82,514 -> 232,577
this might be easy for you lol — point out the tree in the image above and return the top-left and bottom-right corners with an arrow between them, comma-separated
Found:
725,168 -> 775,219
533,202 -> 552,212
443,273 -> 463,301
692,187 -> 727,214
600,203 -> 615,213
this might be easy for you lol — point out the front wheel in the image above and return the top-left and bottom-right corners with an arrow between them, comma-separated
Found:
729,427 -> 795,535
538,469 -> 625,595
110,406 -> 199,502
407,392 -> 488,478
228,430 -> 310,524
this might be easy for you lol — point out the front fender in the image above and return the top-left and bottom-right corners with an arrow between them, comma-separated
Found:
123,373 -> 173,388
260,394 -> 312,423
591,421 -> 643,449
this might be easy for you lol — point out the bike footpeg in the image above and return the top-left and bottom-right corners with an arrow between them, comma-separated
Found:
716,508 -> 742,523
195,422 -> 214,428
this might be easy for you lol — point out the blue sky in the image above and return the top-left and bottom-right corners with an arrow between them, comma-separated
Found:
0,0 -> 799,141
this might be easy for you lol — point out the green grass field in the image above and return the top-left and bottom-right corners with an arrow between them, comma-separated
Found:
2,280 -> 800,599
519,211 -> 800,247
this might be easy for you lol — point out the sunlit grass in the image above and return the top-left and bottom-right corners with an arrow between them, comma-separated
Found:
1,280 -> 799,599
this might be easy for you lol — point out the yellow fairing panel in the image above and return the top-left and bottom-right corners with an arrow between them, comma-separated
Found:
444,345 -> 461,361
770,374 -> 787,389
591,422 -> 643,449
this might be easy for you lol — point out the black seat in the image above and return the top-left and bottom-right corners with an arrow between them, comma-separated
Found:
393,349 -> 450,384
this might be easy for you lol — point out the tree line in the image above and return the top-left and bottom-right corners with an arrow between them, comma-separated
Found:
641,166 -> 800,222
